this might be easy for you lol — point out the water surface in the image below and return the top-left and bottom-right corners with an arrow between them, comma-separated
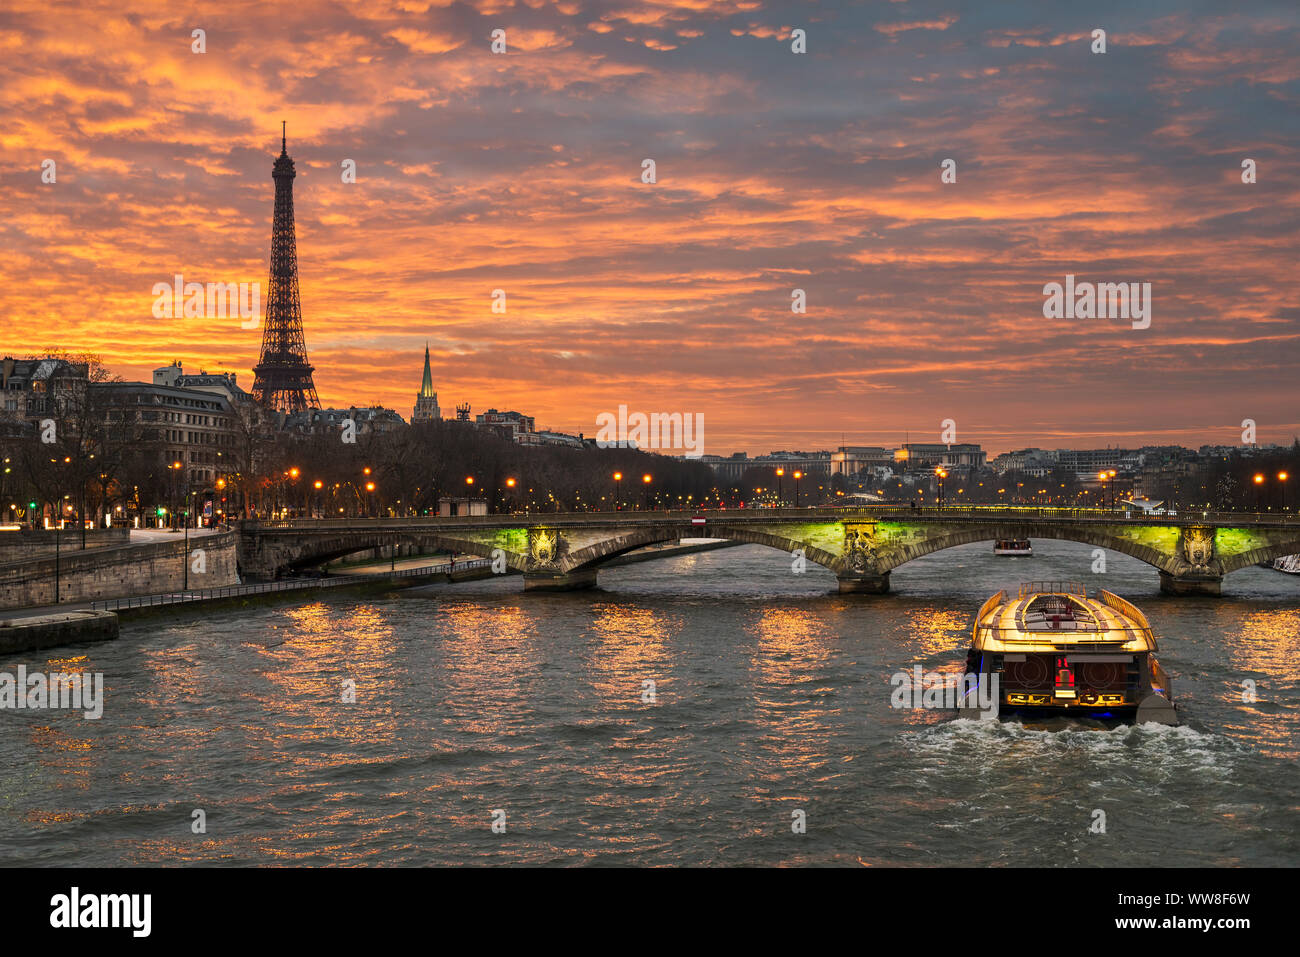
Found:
2,540 -> 1296,866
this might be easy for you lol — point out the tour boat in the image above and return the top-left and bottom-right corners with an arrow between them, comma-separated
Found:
1271,554 -> 1300,575
957,582 -> 1177,724
993,538 -> 1032,556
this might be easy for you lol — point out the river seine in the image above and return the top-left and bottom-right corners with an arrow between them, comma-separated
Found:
2,539 -> 1297,866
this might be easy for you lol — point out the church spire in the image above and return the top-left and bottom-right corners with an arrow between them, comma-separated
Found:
420,342 -> 435,398
413,342 -> 441,422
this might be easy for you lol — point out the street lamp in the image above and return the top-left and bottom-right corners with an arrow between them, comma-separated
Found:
793,470 -> 803,507
168,460 -> 184,530
1107,469 -> 1117,509
365,480 -> 376,517
1254,473 -> 1265,512
935,467 -> 948,509
1278,471 -> 1289,512
613,472 -> 622,511
182,489 -> 193,589
642,473 -> 652,510
775,467 -> 785,504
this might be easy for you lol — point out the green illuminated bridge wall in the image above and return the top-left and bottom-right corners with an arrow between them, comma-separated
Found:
237,507 -> 1300,596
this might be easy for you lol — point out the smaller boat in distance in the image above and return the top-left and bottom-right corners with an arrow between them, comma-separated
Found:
1271,554 -> 1300,575
958,582 -> 1177,724
993,539 -> 1032,556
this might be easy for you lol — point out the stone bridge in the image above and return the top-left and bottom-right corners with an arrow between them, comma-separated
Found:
236,507 -> 1300,596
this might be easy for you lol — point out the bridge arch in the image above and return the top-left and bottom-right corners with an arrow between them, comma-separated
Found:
1220,538 -> 1300,575
272,531 -> 526,575
882,526 -> 1180,576
563,525 -> 841,575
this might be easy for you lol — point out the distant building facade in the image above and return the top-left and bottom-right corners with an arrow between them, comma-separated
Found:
753,451 -> 832,475
990,448 -> 1057,477
476,409 -> 535,440
1054,448 -> 1128,478
895,443 -> 986,470
698,453 -> 751,481
92,379 -> 237,490
830,446 -> 894,477
1,355 -> 88,426
518,430 -> 585,449
285,406 -> 406,436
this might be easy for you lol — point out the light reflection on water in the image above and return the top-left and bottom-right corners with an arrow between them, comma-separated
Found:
0,540 -> 1296,866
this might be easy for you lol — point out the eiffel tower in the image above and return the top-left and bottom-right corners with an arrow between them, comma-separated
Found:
252,122 -> 321,413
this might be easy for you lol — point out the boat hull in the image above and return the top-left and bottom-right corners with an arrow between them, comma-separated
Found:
960,690 -> 1177,724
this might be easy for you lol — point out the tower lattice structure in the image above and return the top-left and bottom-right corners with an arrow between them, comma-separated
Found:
252,123 -> 321,413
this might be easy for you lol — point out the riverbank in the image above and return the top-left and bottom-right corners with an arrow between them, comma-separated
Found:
0,609 -> 118,654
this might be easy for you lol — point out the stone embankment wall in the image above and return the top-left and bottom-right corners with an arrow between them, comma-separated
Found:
0,610 -> 118,653
0,532 -> 239,610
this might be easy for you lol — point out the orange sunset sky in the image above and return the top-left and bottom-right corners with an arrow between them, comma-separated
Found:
2,0 -> 1297,455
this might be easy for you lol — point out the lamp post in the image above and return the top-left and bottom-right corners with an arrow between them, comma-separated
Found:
1107,469 -> 1117,510
775,467 -> 785,505
183,490 -> 191,590
215,477 -> 227,526
936,467 -> 948,510
642,473 -> 652,510
793,470 -> 803,507
168,460 -> 184,530
613,472 -> 622,511
1279,471 -> 1290,512
1254,473 -> 1265,512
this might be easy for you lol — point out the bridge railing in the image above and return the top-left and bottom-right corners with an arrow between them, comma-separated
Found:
238,505 -> 1300,529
